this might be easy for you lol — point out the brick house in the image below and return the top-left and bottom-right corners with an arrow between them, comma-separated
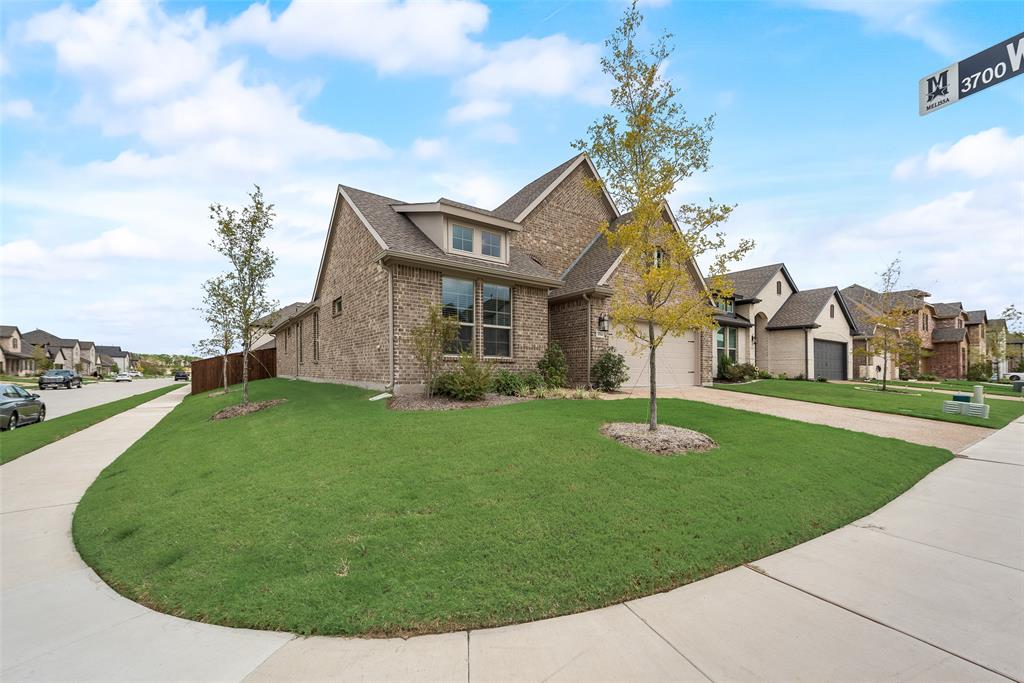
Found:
717,263 -> 858,380
964,309 -> 988,363
929,302 -> 970,378
0,326 -> 37,376
271,153 -> 716,393
838,285 -> 901,381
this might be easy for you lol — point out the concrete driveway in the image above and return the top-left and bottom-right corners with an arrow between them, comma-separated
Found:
607,385 -> 994,452
32,377 -> 179,419
1,388 -> 1020,682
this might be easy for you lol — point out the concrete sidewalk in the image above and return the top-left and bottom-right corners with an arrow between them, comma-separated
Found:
2,389 -> 1020,682
610,385 -> 994,452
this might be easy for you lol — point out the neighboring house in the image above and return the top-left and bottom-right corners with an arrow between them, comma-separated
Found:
79,341 -> 98,375
987,318 -> 1008,376
95,346 -> 131,373
251,302 -> 307,351
269,153 -> 717,393
97,354 -> 117,375
838,286 -> 901,381
22,330 -> 81,370
929,302 -> 970,378
0,326 -> 37,376
720,263 -> 857,380
964,310 -> 988,363
1007,332 -> 1024,373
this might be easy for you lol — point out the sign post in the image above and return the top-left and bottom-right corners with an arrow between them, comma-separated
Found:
919,32 -> 1024,115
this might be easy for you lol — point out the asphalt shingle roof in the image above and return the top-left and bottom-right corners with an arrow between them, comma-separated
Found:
932,327 -> 967,343
965,309 -> 987,325
839,285 -> 881,336
550,213 -> 632,298
766,287 -> 840,329
95,345 -> 126,356
0,325 -> 19,338
23,330 -> 78,347
341,186 -> 558,283
723,263 -> 787,301
931,302 -> 964,319
492,154 -> 582,221
255,302 -> 307,328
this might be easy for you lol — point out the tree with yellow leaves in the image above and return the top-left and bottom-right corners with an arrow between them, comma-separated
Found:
574,2 -> 752,430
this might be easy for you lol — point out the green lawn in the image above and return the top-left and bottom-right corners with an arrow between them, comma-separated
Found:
870,379 -> 1022,398
0,384 -> 181,464
74,378 -> 950,637
716,379 -> 1024,428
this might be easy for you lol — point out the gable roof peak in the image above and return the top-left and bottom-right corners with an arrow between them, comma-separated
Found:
492,153 -> 615,223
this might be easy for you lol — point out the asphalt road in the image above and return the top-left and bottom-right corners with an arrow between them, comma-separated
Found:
33,377 -> 181,420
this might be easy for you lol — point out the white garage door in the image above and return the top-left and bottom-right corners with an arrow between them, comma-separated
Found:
609,325 -> 698,390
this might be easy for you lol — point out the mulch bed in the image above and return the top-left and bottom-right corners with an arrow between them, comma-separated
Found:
211,399 -> 286,421
389,394 -> 532,412
601,422 -> 717,456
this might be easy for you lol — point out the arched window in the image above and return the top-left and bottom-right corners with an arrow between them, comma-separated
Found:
776,280 -> 782,295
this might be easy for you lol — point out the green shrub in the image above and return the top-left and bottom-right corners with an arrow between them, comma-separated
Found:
816,377 -> 828,382
777,372 -> 788,380
721,361 -> 757,382
590,350 -> 629,391
433,354 -> 493,401
518,371 -> 544,392
918,373 -> 938,381
537,343 -> 568,388
717,355 -> 735,379
492,369 -> 524,397
756,368 -> 772,379
965,362 -> 991,382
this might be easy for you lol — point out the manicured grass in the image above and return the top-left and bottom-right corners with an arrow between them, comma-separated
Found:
873,378 -> 1022,398
716,379 -> 1024,428
0,384 -> 181,464
74,378 -> 950,637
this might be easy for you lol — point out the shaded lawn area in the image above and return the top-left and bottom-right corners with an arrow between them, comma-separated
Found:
74,378 -> 951,637
715,379 -> 1024,428
875,379 -> 1022,398
0,384 -> 181,464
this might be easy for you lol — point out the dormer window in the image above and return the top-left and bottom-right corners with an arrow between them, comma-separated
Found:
481,231 -> 502,258
452,225 -> 474,253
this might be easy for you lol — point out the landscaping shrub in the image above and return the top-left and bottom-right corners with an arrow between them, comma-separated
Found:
518,371 -> 544,393
721,362 -> 757,382
756,369 -> 772,379
777,372 -> 788,380
492,369 -> 524,397
590,350 -> 629,391
537,343 -> 568,388
965,362 -> 991,382
717,355 -> 735,379
816,377 -> 828,382
433,354 -> 493,401
918,373 -> 938,381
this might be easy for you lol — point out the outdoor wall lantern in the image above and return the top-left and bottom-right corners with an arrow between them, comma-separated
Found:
598,313 -> 610,334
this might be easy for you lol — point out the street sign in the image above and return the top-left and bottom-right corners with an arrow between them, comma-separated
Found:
919,32 -> 1024,115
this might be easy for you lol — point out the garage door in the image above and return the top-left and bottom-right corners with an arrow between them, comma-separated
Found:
814,339 -> 847,380
609,325 -> 698,389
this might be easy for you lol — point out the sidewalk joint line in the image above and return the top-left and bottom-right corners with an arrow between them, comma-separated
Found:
623,602 -> 715,683
0,611 -> 148,675
1,501 -> 78,515
741,565 -> 1017,682
466,630 -> 471,683
953,454 -> 1023,467
850,524 -> 1024,572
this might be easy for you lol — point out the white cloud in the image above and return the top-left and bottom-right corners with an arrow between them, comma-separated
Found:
892,128 -> 1024,180
446,99 -> 511,123
411,138 -> 446,160
471,121 -> 519,145
795,0 -> 956,57
1,99 -> 35,120
457,35 -> 606,105
222,0 -> 488,74
430,172 -> 509,208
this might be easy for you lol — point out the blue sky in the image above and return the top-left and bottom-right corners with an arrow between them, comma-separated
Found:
2,0 -> 1021,353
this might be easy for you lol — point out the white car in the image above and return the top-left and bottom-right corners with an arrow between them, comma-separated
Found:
1007,371 -> 1024,382
127,370 -> 142,378
114,373 -> 132,382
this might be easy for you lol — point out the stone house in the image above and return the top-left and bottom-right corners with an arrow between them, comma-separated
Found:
95,346 -> 132,373
719,263 -> 857,380
837,286 -> 901,381
23,330 -> 81,371
270,153 -> 717,393
0,326 -> 37,376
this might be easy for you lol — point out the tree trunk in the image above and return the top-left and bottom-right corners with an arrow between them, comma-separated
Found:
881,341 -> 889,392
221,353 -> 228,393
241,338 -> 250,405
648,319 -> 657,431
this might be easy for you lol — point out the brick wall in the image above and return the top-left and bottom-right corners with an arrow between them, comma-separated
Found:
926,341 -> 967,378
276,199 -> 391,388
514,163 -> 617,276
549,296 -> 610,386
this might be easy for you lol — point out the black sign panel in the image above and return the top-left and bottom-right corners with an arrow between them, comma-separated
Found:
919,32 -> 1024,115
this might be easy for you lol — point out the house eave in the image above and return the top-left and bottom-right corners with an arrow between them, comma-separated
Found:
268,302 -> 320,334
765,323 -> 822,331
548,286 -> 614,302
393,203 -> 523,232
379,250 -> 564,288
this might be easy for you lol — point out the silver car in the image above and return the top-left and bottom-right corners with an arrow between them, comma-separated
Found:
0,383 -> 45,431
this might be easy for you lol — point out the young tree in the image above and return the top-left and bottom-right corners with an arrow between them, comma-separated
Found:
31,345 -> 51,373
412,304 -> 459,397
1002,304 -> 1022,333
573,2 -> 752,430
195,274 -> 236,394
208,186 -> 278,404
857,258 -> 913,391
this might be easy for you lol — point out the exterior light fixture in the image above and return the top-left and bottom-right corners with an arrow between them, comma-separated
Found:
598,313 -> 610,334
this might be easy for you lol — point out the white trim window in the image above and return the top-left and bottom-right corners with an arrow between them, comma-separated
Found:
442,277 -> 475,353
482,283 -> 512,358
481,230 -> 502,258
451,225 -> 474,253
716,326 -> 737,362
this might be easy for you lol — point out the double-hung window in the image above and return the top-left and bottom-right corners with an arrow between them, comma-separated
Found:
716,326 -> 737,362
482,283 -> 511,358
481,230 -> 502,258
451,225 -> 474,253
442,277 -> 475,353
313,312 -> 320,362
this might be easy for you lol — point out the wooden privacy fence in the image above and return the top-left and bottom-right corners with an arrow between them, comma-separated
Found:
190,348 -> 277,395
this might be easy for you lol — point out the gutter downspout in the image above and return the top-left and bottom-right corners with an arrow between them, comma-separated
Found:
805,329 -> 810,379
583,294 -> 592,387
385,262 -> 395,392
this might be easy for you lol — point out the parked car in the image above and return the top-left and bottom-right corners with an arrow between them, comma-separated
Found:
174,371 -> 190,382
114,372 -> 132,382
0,383 -> 45,430
38,369 -> 83,390
1007,371 -> 1024,382
127,370 -> 143,378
